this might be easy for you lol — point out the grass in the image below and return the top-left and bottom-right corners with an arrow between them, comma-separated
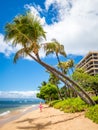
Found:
48,96 -> 98,124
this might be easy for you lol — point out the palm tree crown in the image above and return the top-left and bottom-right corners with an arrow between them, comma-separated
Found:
44,39 -> 66,58
4,13 -> 46,61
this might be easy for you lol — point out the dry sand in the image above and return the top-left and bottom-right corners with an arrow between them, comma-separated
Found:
0,105 -> 98,130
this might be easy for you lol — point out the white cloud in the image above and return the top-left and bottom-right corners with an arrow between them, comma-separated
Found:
0,34 -> 14,56
0,0 -> 98,58
44,0 -> 98,55
0,91 -> 38,98
0,34 -> 35,60
25,0 -> 98,55
24,4 -> 46,25
0,34 -> 22,56
45,0 -> 72,21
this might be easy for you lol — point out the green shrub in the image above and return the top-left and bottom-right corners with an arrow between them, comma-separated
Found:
53,100 -> 66,109
61,98 -> 88,113
48,100 -> 60,107
85,105 -> 98,124
48,97 -> 98,124
92,96 -> 98,104
53,98 -> 88,113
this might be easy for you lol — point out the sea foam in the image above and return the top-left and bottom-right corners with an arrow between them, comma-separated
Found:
0,111 -> 10,116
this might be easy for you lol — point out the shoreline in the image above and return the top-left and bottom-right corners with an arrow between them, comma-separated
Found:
0,104 -> 39,127
0,104 -> 98,130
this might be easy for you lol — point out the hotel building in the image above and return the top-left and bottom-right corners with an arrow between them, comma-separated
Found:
76,51 -> 98,76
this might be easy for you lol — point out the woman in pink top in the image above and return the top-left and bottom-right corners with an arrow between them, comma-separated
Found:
39,102 -> 43,112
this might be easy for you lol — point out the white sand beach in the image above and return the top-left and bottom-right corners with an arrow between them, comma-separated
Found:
0,104 -> 98,130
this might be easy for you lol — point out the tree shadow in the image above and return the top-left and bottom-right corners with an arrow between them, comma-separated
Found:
15,117 -> 39,124
53,114 -> 82,125
15,114 -> 64,124
46,113 -> 65,118
16,114 -> 83,130
17,121 -> 51,130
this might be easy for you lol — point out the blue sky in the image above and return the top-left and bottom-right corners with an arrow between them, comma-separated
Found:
0,0 -> 98,98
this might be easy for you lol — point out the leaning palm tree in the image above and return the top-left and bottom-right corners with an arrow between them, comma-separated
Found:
43,40 -> 66,99
44,41 -> 76,98
4,12 -> 95,105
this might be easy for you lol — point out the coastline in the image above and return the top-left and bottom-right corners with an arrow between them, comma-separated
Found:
0,104 -> 39,127
0,104 -> 98,130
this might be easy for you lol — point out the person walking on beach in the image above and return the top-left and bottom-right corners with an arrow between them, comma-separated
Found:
39,102 -> 43,112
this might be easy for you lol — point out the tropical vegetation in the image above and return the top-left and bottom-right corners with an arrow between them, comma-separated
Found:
4,12 -> 96,105
49,97 -> 98,124
72,68 -> 98,96
37,83 -> 58,101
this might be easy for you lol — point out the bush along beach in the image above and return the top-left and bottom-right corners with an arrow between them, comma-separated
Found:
48,97 -> 98,124
85,105 -> 98,124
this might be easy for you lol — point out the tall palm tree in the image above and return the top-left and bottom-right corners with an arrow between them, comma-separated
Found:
43,40 -> 66,99
44,41 -> 75,98
4,13 -> 95,105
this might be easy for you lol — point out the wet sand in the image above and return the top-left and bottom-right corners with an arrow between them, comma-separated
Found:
0,105 -> 38,127
0,105 -> 98,130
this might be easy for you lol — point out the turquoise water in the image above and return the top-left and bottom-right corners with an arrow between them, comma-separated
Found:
0,98 -> 44,115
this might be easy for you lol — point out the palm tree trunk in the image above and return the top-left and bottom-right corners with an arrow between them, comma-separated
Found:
28,53 -> 96,105
55,53 -> 65,100
39,60 -> 95,105
38,62 -> 92,105
38,60 -> 94,105
57,86 -> 63,100
56,53 -> 72,98
56,53 -> 94,102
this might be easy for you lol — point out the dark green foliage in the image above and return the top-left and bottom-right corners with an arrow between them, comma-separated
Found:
36,83 -> 58,101
85,105 -> 98,124
72,68 -> 98,95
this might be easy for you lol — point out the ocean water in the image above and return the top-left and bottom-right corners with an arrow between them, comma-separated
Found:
0,98 -> 44,116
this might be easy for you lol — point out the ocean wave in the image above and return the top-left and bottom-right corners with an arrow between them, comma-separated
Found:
0,111 -> 10,116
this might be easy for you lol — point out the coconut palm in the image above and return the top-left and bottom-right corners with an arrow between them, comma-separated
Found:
44,41 -> 75,98
4,13 -> 95,105
43,40 -> 66,99
58,61 -> 69,74
67,59 -> 74,74
4,13 -> 46,59
44,39 -> 66,64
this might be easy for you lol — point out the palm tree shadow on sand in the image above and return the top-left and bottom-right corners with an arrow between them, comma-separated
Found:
16,114 -> 83,130
15,117 -> 39,124
17,121 -> 51,130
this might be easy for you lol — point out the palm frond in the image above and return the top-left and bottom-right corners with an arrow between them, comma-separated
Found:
14,48 -> 27,63
4,13 -> 46,48
43,40 -> 66,58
